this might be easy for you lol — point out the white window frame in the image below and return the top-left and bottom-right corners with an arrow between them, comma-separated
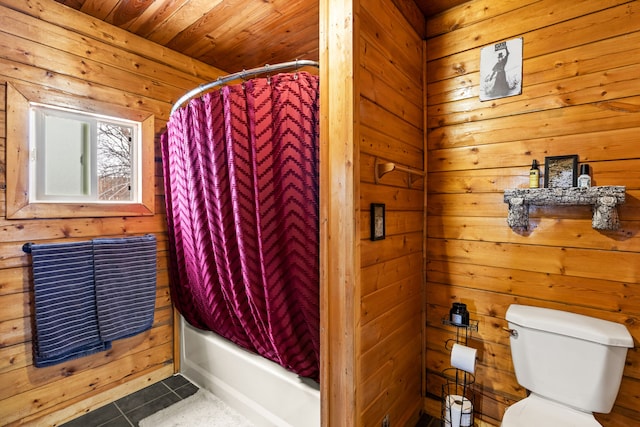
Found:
29,104 -> 142,204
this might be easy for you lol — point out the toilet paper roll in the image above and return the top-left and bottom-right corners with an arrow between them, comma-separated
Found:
444,394 -> 473,427
451,343 -> 477,374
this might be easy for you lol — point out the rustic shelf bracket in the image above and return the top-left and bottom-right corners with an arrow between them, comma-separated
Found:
503,186 -> 626,231
374,157 -> 425,188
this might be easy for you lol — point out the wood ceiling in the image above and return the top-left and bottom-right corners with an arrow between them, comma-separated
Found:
54,0 -> 468,74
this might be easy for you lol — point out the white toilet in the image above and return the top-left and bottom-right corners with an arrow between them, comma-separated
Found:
501,304 -> 634,427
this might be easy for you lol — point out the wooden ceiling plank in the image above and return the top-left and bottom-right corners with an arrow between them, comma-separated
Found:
124,0 -> 189,35
196,8 -> 319,70
50,0 -> 472,103
79,0 -> 119,21
145,0 -> 225,46
58,0 -> 85,8
180,0 -> 318,69
109,0 -> 156,27
414,0 -> 470,17
167,0 -> 273,55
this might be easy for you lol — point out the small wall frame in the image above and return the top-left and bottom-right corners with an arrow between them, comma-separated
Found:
479,37 -> 523,101
544,155 -> 578,188
370,203 -> 386,241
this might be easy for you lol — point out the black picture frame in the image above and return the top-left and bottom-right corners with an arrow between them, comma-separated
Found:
544,155 -> 578,188
370,203 -> 386,241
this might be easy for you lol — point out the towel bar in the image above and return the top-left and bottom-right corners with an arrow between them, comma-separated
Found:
22,234 -> 156,254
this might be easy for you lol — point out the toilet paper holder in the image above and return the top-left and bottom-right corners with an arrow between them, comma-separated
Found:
441,315 -> 478,427
441,371 -> 475,427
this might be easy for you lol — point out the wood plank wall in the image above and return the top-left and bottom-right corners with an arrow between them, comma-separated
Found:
424,0 -> 640,425
357,0 -> 426,425
0,1 -> 224,425
319,0 -> 358,424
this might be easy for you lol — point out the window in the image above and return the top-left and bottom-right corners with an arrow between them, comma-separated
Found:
6,83 -> 154,219
30,104 -> 141,203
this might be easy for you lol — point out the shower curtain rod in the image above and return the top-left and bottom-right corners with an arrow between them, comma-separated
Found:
171,59 -> 320,114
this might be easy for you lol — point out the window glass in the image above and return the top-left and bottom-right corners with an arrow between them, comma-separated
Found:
97,121 -> 134,201
30,104 -> 140,203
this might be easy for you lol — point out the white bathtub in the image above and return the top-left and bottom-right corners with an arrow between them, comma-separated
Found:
179,317 -> 321,427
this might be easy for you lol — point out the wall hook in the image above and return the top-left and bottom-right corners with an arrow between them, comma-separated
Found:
374,157 -> 425,188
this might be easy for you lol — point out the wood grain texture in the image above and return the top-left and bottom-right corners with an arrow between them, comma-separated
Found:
0,1 -> 220,424
425,0 -> 640,424
319,0 -> 358,425
54,0 -> 319,73
6,0 -> 639,426
53,0 -> 466,74
357,1 -> 425,426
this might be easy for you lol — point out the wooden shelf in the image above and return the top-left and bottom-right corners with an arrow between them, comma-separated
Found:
442,318 -> 479,332
503,186 -> 626,231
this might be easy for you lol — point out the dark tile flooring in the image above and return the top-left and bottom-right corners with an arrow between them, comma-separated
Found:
61,373 -> 440,427
60,374 -> 199,427
416,412 -> 441,427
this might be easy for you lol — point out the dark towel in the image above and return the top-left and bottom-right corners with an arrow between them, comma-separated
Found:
93,235 -> 157,341
31,241 -> 111,368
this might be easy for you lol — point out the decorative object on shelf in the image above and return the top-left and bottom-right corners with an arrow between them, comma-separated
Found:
544,155 -> 578,188
370,203 -> 385,241
479,37 -> 523,101
374,157 -> 425,188
503,186 -> 626,231
450,302 -> 470,326
529,160 -> 540,188
577,164 -> 592,188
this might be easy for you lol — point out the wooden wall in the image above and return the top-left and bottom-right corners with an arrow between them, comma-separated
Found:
0,1 -> 223,425
320,0 -> 428,423
424,0 -> 640,425
318,0 -> 357,424
11,0 -> 639,426
358,0 -> 426,425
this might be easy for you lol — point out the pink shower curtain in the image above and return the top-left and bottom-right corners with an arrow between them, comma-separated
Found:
161,72 -> 319,380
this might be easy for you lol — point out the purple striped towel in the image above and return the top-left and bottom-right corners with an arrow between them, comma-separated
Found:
31,241 -> 111,367
93,235 -> 157,341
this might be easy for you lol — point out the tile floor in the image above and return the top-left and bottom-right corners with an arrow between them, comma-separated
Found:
416,412 -> 441,427
60,373 -> 440,426
60,374 -> 199,427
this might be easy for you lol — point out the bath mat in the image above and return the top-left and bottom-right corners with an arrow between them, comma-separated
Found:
139,388 -> 255,427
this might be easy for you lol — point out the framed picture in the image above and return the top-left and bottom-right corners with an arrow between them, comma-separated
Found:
370,203 -> 385,241
544,155 -> 578,188
480,37 -> 523,101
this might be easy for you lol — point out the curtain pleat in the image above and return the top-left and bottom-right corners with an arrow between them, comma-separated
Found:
161,72 -> 319,380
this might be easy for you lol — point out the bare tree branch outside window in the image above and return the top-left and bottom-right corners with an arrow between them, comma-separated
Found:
97,122 -> 132,201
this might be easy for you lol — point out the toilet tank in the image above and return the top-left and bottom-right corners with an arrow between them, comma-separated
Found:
506,305 -> 633,413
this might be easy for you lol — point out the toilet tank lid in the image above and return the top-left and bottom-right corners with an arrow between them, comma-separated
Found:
506,305 -> 633,347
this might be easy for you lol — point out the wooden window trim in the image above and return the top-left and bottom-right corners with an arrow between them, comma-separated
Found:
6,82 -> 155,219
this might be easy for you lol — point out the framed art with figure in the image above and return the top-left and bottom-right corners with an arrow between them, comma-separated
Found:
480,38 -> 523,101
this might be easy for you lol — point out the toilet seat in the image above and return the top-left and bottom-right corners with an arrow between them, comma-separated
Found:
501,394 -> 602,427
